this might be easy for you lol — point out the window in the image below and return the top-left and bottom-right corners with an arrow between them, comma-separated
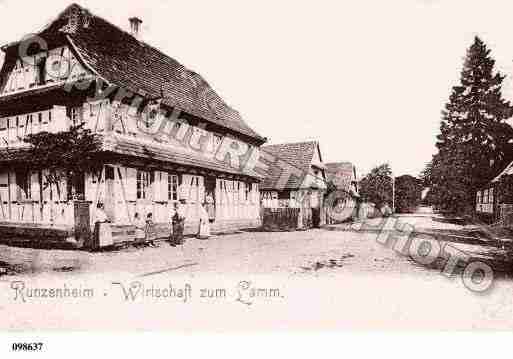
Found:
67,173 -> 85,200
213,134 -> 223,149
483,189 -> 489,204
476,191 -> 481,204
489,188 -> 494,204
168,173 -> 179,201
89,103 -> 100,118
16,171 -> 31,200
245,182 -> 251,201
188,176 -> 201,203
136,170 -> 151,200
70,107 -> 83,126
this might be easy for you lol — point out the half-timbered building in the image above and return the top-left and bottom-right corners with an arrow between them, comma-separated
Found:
260,141 -> 327,229
0,4 -> 266,246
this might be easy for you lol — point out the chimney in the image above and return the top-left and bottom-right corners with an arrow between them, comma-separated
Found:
129,17 -> 143,39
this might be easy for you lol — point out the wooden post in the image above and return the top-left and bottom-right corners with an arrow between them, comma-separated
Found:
74,200 -> 91,248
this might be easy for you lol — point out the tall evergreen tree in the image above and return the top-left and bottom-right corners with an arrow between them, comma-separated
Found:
431,36 -> 513,214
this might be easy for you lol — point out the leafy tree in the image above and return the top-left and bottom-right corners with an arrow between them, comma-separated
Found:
395,175 -> 422,213
359,163 -> 393,207
22,124 -> 102,197
429,36 -> 513,214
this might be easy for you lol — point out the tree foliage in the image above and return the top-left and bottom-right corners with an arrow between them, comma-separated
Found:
359,163 -> 393,207
427,36 -> 513,214
395,175 -> 423,213
22,124 -> 102,192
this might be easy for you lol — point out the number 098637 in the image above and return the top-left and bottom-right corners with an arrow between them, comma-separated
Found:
11,343 -> 43,351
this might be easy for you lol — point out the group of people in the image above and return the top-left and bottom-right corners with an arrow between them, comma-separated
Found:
94,193 -> 216,248
131,200 -> 213,248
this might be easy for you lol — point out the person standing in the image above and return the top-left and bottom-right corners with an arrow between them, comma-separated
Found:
92,203 -> 111,249
205,192 -> 215,222
145,213 -> 157,247
133,212 -> 146,247
167,205 -> 175,245
198,202 -> 211,239
381,202 -> 392,217
171,200 -> 186,246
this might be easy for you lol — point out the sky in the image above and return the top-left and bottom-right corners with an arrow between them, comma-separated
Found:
1,0 -> 513,177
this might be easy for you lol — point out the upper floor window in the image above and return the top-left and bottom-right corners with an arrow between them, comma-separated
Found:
213,134 -> 222,149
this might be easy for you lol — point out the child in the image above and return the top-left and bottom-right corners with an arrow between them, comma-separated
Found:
145,213 -> 158,248
172,201 -> 186,246
133,212 -> 146,247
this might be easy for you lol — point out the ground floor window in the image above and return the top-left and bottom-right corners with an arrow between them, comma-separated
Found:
137,170 -> 151,199
168,173 -> 179,201
16,170 -> 31,200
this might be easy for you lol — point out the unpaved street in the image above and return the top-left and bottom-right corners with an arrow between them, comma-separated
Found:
1,209 -> 513,330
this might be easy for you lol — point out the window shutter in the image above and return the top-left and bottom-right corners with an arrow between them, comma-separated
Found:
14,62 -> 23,90
160,172 -> 168,201
198,176 -> 205,203
229,181 -> 235,205
215,179 -> 221,204
181,174 -> 191,201
153,171 -> 160,201
126,167 -> 137,201
155,171 -> 167,202
218,180 -> 225,205
31,172 -> 40,201
52,106 -> 67,133
41,171 -> 51,202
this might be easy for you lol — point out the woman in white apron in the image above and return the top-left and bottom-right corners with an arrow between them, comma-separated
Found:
198,202 -> 211,239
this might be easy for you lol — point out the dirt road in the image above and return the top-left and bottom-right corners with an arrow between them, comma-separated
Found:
1,208 -> 513,330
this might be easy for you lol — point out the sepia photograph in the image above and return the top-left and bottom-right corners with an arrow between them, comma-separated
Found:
1,0 -> 513,355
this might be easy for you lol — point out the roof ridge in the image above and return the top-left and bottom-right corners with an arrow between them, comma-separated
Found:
262,140 -> 318,148
59,4 -> 263,142
66,4 -> 240,114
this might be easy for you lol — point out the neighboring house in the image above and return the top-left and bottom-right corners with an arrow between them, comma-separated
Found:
325,162 -> 358,194
260,141 -> 327,228
324,162 -> 359,223
476,161 -> 513,222
0,4 -> 266,245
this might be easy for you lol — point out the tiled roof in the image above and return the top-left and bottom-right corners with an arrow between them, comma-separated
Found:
325,162 -> 355,178
260,141 -> 318,190
0,134 -> 263,180
102,134 -> 263,180
3,4 -> 265,143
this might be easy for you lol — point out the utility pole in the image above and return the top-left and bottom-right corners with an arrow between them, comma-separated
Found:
392,175 -> 395,213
